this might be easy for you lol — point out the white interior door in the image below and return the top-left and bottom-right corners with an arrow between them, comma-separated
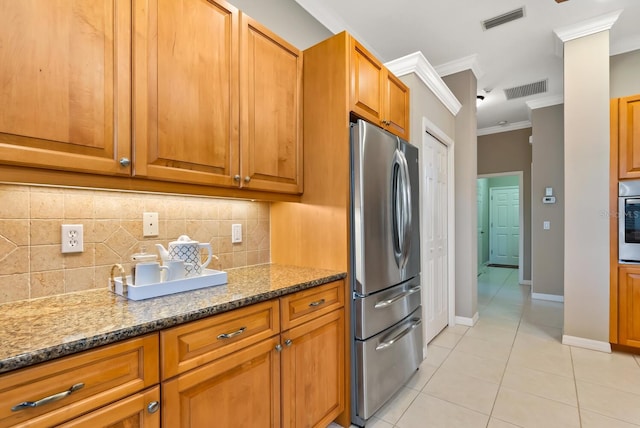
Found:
489,186 -> 519,265
423,133 -> 448,344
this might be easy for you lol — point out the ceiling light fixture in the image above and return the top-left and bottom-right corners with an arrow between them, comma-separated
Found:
498,120 -> 508,126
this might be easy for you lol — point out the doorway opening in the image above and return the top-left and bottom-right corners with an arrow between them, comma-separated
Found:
477,172 -> 524,283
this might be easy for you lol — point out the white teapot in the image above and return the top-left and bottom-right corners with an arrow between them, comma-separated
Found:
156,235 -> 213,276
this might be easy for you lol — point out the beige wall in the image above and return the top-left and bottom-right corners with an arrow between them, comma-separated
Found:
478,128 -> 532,281
563,31 -> 610,343
443,70 -> 478,321
610,49 -> 640,98
228,0 -> 332,50
531,104 -> 564,297
0,184 -> 269,304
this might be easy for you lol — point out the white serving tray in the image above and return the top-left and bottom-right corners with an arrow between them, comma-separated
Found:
110,269 -> 228,301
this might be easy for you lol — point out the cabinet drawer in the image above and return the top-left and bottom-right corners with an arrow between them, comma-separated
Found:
161,299 -> 280,379
280,280 -> 345,330
0,334 -> 159,428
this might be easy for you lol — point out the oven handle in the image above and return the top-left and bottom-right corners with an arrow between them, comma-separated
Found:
375,318 -> 422,351
624,198 -> 640,205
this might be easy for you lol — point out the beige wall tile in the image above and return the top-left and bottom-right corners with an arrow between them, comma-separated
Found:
64,191 -> 95,219
0,184 -> 270,302
30,245 -> 64,272
0,220 -> 30,246
0,247 -> 29,275
30,220 -> 61,245
31,270 -> 65,298
0,187 -> 29,219
0,273 -> 30,303
65,267 -> 96,292
30,191 -> 64,219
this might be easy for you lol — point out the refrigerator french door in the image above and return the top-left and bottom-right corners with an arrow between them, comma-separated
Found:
350,119 -> 423,426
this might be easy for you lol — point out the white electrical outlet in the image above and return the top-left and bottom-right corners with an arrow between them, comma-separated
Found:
232,224 -> 242,243
61,224 -> 84,253
143,212 -> 159,237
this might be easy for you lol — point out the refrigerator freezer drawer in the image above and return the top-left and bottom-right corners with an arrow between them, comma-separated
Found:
355,307 -> 423,422
354,276 -> 421,340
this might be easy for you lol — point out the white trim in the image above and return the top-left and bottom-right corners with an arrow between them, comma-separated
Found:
423,117 -> 457,330
455,312 -> 479,327
526,95 -> 564,111
477,171 -> 525,286
520,279 -> 532,286
386,52 -> 462,117
554,10 -> 622,43
434,54 -> 484,80
532,292 -> 564,302
562,335 -> 612,353
477,120 -> 531,136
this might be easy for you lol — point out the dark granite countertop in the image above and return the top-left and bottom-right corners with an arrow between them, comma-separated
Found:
0,264 -> 346,375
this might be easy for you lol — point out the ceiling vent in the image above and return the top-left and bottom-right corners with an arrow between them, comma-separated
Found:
504,79 -> 548,100
481,7 -> 525,30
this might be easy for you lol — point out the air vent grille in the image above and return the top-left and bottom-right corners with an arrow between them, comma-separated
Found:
504,79 -> 548,100
482,7 -> 525,30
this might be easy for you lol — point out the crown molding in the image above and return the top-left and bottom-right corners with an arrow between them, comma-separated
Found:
526,94 -> 564,111
385,52 -> 462,116
477,120 -> 531,136
554,9 -> 622,43
434,54 -> 484,80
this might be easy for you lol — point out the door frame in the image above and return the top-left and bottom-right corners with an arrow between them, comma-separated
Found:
477,171 -> 524,285
422,117 -> 456,348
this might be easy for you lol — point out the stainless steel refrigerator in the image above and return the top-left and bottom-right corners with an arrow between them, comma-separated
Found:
350,119 -> 423,426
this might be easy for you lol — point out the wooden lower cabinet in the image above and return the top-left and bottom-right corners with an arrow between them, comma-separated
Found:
162,336 -> 282,427
58,386 -> 160,428
281,309 -> 345,428
618,266 -> 640,348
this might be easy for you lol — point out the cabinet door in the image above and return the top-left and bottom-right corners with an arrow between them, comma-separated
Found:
58,387 -> 160,428
281,309 -> 345,428
350,39 -> 384,126
163,337 -> 281,428
0,0 -> 131,175
384,72 -> 410,141
134,0 -> 240,187
240,14 -> 303,194
618,266 -> 640,348
618,94 -> 640,179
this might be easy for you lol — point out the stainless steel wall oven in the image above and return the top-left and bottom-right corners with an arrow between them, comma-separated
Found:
619,180 -> 640,262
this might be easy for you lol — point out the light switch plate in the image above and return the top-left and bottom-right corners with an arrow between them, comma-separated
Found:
543,221 -> 550,230
232,224 -> 242,243
143,212 -> 159,237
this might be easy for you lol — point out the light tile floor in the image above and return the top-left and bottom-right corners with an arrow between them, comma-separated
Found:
335,267 -> 640,428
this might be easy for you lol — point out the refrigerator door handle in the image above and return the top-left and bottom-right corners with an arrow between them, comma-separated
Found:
392,150 -> 404,268
375,318 -> 422,351
398,150 -> 412,270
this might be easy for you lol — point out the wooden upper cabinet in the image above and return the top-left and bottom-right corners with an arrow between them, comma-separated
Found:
618,266 -> 640,348
240,14 -> 303,194
0,0 -> 131,175
350,38 -> 410,140
618,94 -> 640,179
133,0 -> 240,187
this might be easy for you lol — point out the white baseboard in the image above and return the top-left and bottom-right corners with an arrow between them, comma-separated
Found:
562,335 -> 612,353
455,312 -> 479,327
520,280 -> 532,286
532,292 -> 564,302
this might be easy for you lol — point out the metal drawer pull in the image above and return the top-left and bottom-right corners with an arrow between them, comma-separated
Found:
375,318 -> 422,351
308,298 -> 326,307
11,383 -> 85,412
374,286 -> 420,309
217,326 -> 246,340
147,401 -> 160,414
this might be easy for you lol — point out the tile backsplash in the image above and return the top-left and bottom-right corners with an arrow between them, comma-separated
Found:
0,184 -> 270,304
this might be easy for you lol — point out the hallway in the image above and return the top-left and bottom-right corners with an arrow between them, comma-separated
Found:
359,267 -> 640,427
